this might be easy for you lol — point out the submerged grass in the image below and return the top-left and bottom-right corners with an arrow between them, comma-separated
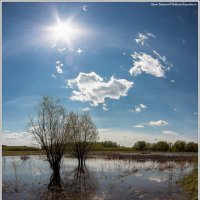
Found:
179,165 -> 198,200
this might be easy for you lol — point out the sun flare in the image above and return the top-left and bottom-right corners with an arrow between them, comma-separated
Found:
49,19 -> 81,45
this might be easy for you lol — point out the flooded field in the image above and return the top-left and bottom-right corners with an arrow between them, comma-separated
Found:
2,155 -> 195,200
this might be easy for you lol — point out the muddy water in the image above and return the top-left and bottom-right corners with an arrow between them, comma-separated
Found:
2,156 -> 194,200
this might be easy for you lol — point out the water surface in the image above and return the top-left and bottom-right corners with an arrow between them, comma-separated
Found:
2,156 -> 194,200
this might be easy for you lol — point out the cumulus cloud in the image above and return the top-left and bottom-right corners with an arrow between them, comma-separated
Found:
129,52 -> 166,78
135,32 -> 155,46
148,120 -> 168,126
162,130 -> 178,136
132,104 -> 147,113
67,72 -> 133,106
82,107 -> 90,112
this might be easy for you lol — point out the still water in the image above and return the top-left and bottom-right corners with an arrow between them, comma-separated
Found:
3,156 -> 194,200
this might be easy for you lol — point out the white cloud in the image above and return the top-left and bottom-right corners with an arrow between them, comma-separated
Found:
82,107 -> 90,112
148,120 -> 168,126
77,48 -> 82,54
135,33 -> 148,46
67,72 -> 133,106
102,103 -> 109,111
51,74 -> 56,79
3,131 -> 35,146
170,79 -> 175,83
55,61 -> 64,74
162,130 -> 178,136
146,33 -> 156,38
132,104 -> 147,113
98,128 -> 196,147
82,5 -> 87,11
51,43 -> 56,48
129,52 -> 166,78
120,65 -> 127,71
134,125 -> 144,128
56,65 -> 63,74
4,130 -> 11,133
153,50 -> 167,64
134,120 -> 168,128
58,48 -> 66,52
135,32 -> 155,46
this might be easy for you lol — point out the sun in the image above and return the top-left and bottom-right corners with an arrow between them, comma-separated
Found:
52,22 -> 77,41
48,19 -> 82,46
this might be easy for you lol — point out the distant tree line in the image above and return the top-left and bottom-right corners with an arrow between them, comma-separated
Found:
133,140 -> 198,152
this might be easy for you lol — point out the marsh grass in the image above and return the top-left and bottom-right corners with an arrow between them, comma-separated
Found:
179,167 -> 198,200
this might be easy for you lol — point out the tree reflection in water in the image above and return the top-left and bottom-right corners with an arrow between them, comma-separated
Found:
40,165 -> 98,200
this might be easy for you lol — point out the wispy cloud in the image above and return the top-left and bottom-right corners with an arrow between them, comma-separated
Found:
82,107 -> 90,112
58,48 -> 66,52
3,131 -> 35,146
98,128 -> 195,147
82,5 -> 87,12
67,72 -> 133,106
129,52 -> 166,78
162,130 -> 178,136
51,74 -> 56,79
134,120 -> 168,128
153,50 -> 167,64
133,125 -> 144,128
102,103 -> 109,111
170,79 -> 175,83
132,104 -> 147,113
135,32 -> 155,46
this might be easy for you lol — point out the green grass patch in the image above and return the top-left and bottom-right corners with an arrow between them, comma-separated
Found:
2,145 -> 40,151
179,167 -> 198,200
2,150 -> 45,156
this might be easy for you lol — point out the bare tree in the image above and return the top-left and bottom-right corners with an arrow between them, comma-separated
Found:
28,96 -> 69,175
67,112 -> 98,169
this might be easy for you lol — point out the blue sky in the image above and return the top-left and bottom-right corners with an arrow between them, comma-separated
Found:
3,2 -> 198,146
